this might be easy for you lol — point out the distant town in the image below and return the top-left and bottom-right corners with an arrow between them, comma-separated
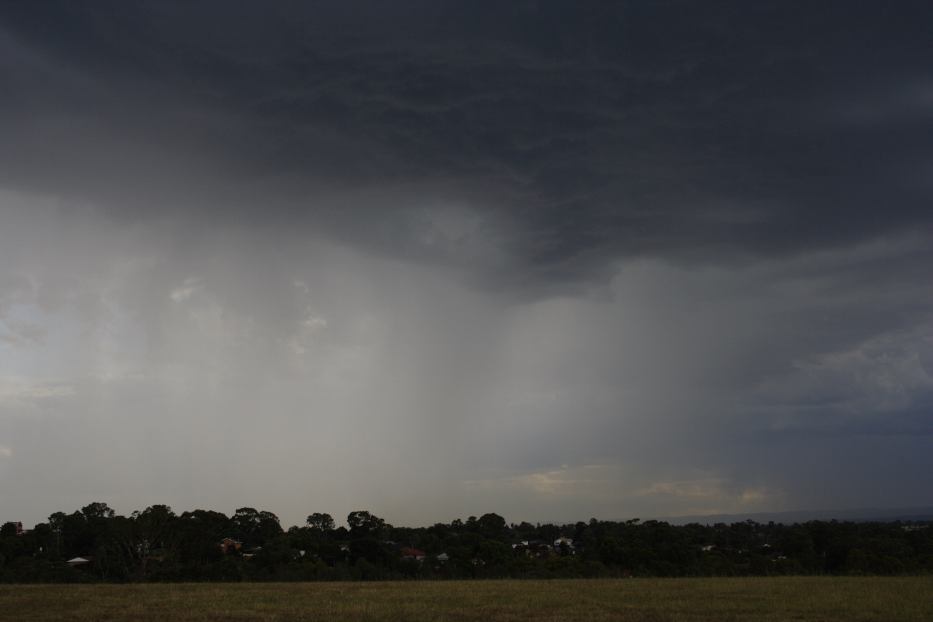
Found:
2,503 -> 931,582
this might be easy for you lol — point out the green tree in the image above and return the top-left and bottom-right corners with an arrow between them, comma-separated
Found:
477,513 -> 508,541
306,513 -> 335,533
81,502 -> 115,520
232,508 -> 282,547
347,511 -> 387,538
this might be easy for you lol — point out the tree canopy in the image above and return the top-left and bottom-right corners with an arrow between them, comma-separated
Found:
1,504 -> 931,583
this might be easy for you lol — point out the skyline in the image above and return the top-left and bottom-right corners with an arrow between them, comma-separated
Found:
1,1 -> 932,529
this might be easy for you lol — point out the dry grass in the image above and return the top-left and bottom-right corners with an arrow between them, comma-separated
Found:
0,577 -> 931,621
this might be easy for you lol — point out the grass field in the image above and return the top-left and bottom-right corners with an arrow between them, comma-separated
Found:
0,577 -> 931,621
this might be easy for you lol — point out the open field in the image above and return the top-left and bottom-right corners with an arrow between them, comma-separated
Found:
0,577 -> 931,621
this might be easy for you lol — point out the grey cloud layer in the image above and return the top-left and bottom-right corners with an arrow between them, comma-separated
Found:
1,2 -> 932,526
3,1 -> 932,280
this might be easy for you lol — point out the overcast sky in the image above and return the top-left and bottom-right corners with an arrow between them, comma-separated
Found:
1,1 -> 932,529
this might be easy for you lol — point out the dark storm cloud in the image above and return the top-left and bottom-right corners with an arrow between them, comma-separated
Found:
2,1 -> 932,284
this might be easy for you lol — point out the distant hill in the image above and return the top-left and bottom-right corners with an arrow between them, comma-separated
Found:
655,506 -> 933,525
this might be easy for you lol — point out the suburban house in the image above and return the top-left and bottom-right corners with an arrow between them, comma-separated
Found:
400,547 -> 426,561
553,536 -> 575,553
512,540 -> 554,558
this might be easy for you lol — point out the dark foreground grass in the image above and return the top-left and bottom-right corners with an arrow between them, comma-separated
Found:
0,577 -> 931,621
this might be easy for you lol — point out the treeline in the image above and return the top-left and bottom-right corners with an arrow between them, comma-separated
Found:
1,503 -> 931,582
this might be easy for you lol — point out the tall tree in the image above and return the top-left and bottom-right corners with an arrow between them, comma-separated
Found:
347,511 -> 387,538
307,513 -> 335,533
